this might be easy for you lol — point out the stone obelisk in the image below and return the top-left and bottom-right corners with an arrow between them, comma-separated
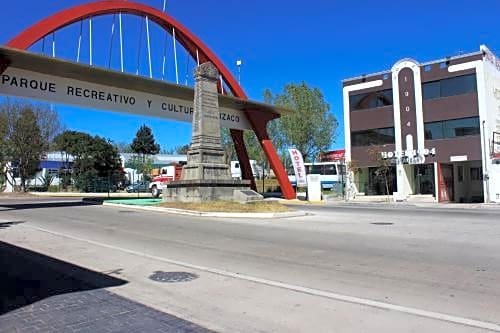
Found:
181,62 -> 231,180
163,62 -> 250,202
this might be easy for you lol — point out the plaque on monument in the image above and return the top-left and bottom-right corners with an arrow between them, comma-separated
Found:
163,62 -> 250,202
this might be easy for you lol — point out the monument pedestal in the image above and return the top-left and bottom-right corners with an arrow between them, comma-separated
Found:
163,179 -> 251,203
163,62 -> 251,203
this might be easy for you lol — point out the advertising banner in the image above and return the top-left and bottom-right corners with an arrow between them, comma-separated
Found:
288,148 -> 307,187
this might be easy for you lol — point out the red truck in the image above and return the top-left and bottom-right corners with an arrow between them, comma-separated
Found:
148,163 -> 184,197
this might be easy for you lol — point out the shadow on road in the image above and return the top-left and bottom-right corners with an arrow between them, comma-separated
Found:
0,200 -> 101,211
0,241 -> 127,315
0,221 -> 25,229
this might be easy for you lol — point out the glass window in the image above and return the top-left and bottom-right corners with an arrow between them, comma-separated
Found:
351,127 -> 395,146
443,117 -> 480,138
441,74 -> 477,97
422,74 -> 477,100
349,89 -> 393,111
422,81 -> 440,100
470,167 -> 482,181
309,165 -> 324,174
324,164 -> 337,175
424,121 -> 444,140
458,166 -> 464,182
424,117 -> 480,140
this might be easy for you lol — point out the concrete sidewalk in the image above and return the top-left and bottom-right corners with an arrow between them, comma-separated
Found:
0,232 -> 213,333
322,195 -> 500,210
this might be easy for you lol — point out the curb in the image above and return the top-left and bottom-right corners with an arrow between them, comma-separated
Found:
102,202 -> 309,218
279,199 -> 326,205
30,192 -> 152,198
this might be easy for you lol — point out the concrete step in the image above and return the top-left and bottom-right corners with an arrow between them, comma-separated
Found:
406,194 -> 436,203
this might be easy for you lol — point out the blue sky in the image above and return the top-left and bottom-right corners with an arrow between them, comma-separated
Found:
1,0 -> 500,152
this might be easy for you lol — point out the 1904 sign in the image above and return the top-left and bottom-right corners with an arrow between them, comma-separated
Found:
380,148 -> 436,165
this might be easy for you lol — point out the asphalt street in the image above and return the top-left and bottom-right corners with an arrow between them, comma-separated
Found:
0,197 -> 499,332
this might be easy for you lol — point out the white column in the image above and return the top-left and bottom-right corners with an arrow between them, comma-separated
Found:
342,80 -> 383,195
391,59 -> 423,200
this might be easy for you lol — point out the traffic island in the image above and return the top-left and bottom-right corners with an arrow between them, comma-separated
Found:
102,198 -> 307,218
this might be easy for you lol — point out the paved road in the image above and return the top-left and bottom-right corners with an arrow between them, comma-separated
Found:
1,197 -> 499,332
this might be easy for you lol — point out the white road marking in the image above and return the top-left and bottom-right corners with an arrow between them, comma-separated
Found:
23,225 -> 500,332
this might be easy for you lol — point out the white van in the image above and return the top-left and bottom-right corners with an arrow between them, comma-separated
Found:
231,160 -> 262,179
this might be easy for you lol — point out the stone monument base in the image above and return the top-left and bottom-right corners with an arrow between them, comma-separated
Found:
163,179 -> 251,203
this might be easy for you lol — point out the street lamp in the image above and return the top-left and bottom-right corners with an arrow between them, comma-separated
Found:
236,59 -> 242,85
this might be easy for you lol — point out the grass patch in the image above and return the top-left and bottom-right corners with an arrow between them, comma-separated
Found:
105,198 -> 162,206
159,200 -> 291,213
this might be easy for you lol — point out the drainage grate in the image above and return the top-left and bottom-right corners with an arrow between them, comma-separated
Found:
371,222 -> 394,226
148,271 -> 199,283
118,210 -> 137,214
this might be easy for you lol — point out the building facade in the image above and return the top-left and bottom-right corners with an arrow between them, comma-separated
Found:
343,45 -> 500,203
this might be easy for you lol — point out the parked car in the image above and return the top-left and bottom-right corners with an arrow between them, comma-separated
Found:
85,181 -> 118,193
126,181 -> 150,193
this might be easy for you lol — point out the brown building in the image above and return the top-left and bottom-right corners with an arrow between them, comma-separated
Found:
343,45 -> 500,203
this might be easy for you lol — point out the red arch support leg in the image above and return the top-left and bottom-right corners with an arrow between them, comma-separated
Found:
245,112 -> 295,200
230,129 -> 257,191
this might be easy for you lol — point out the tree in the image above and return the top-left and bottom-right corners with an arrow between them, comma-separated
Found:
0,112 -> 8,149
54,131 -> 123,192
114,141 -> 133,153
221,128 -> 237,165
9,108 -> 44,191
54,130 -> 93,159
130,125 -> 160,182
0,111 -> 11,190
124,155 -> 154,181
175,144 -> 190,155
367,145 -> 393,198
131,125 -> 160,161
0,100 -> 63,191
265,83 -> 337,162
54,131 -> 94,189
243,131 -> 267,178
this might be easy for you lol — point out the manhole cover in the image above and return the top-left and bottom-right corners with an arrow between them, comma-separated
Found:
371,222 -> 394,226
149,271 -> 199,283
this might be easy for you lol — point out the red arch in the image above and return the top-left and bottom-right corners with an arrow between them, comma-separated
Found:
5,0 -> 295,199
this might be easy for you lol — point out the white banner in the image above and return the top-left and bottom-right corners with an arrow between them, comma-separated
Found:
288,148 -> 307,187
0,67 -> 251,130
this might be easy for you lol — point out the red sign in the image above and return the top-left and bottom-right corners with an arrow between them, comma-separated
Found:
319,149 -> 345,162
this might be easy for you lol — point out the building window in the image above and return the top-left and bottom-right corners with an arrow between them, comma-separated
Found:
457,166 -> 464,182
351,127 -> 395,147
424,117 -> 480,140
422,74 -> 477,100
349,89 -> 393,111
470,167 -> 482,181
